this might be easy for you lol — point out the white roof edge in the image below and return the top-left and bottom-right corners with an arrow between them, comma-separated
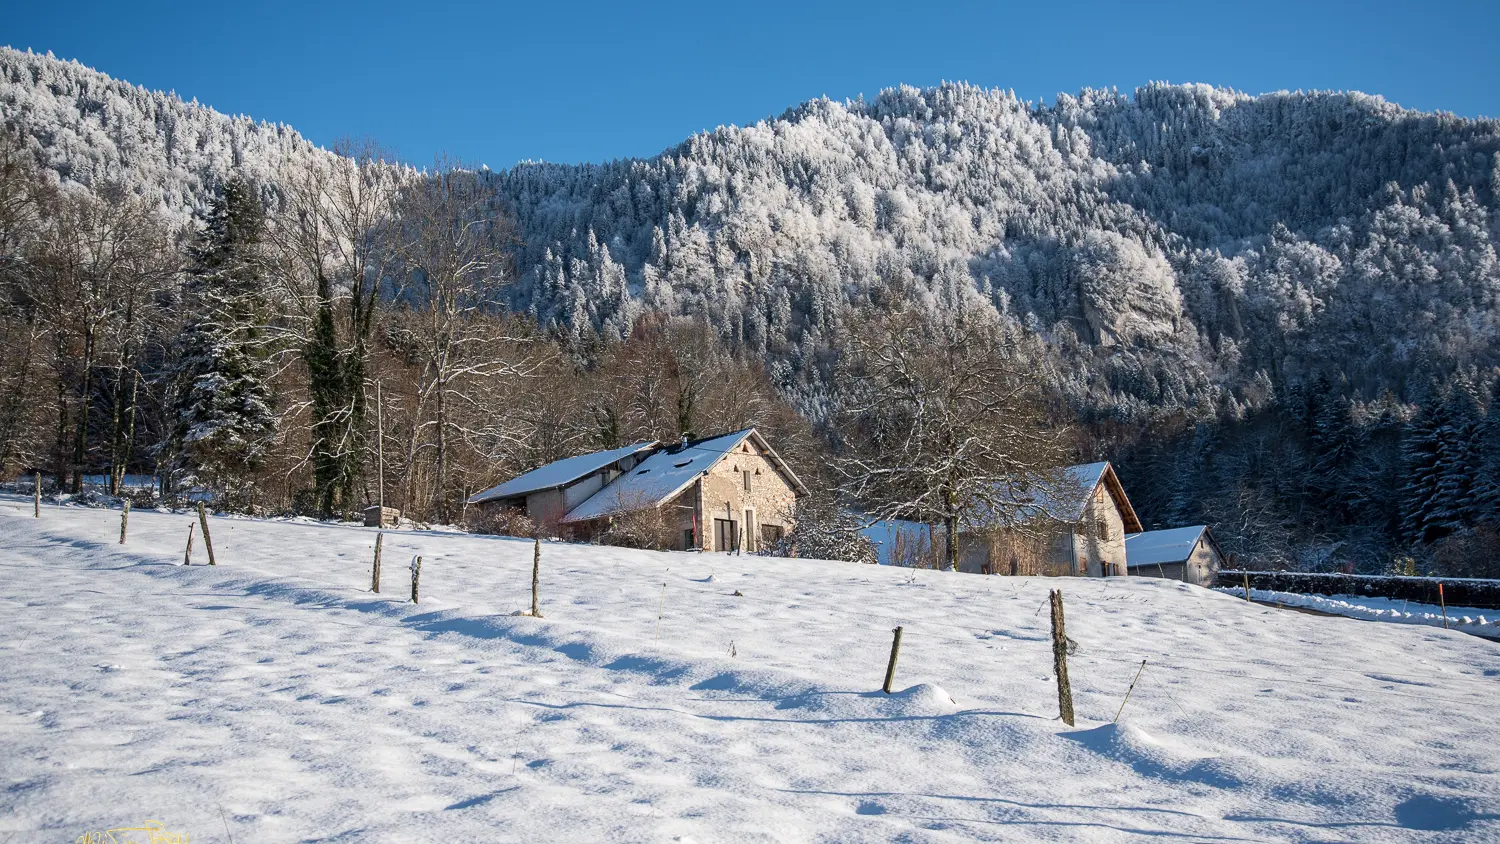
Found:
1125,525 -> 1209,566
561,428 -> 809,524
465,440 -> 659,504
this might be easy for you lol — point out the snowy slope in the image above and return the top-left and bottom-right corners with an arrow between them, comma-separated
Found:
2,495 -> 1498,842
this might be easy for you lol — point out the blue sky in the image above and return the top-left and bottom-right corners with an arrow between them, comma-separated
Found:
6,0 -> 1499,168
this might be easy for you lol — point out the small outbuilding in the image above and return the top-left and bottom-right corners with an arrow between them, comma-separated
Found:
1125,525 -> 1223,586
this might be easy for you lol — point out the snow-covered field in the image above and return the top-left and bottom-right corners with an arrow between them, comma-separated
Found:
3,496 -> 1499,842
1226,587 -> 1498,639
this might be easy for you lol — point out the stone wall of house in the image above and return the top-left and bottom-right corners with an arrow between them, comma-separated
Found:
1134,561 -> 1188,581
1184,538 -> 1221,586
696,439 -> 797,552
1077,486 -> 1129,576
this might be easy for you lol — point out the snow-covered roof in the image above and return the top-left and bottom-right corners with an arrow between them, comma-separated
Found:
1032,462 -> 1110,522
969,461 -> 1142,534
466,441 -> 658,504
562,429 -> 808,523
562,430 -> 752,523
1126,526 -> 1209,567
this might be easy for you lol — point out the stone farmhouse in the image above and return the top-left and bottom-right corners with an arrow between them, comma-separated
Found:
466,429 -> 807,552
956,461 -> 1143,577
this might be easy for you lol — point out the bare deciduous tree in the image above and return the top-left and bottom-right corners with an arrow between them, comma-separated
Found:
267,139 -> 406,516
835,299 -> 1073,570
390,160 -> 526,523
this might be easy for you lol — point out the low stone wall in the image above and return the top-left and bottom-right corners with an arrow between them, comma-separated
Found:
1218,570 -> 1500,609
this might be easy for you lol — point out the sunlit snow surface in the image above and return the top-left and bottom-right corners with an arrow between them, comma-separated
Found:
3,495 -> 1498,842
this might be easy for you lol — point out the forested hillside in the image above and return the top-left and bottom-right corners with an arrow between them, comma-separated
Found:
3,47 -> 1499,573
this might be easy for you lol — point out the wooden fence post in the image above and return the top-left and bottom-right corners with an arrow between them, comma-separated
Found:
1242,571 -> 1252,601
1438,582 -> 1449,630
410,556 -> 421,604
371,532 -> 383,593
882,626 -> 904,694
654,583 -> 666,642
183,522 -> 195,565
530,533 -> 542,618
119,500 -> 130,544
1114,659 -> 1147,723
197,502 -> 216,566
34,472 -> 41,517
1050,589 -> 1075,727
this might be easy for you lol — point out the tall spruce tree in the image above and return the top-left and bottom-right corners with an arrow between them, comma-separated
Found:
167,178 -> 276,503
1308,386 -> 1362,520
1428,383 -> 1485,537
1397,389 -> 1447,546
1475,378 -> 1500,528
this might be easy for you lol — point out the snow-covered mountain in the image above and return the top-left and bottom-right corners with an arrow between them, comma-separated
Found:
7,47 -> 1496,410
0,47 -> 331,222
5,46 -> 1500,567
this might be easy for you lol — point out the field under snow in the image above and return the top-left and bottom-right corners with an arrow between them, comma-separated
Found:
3,496 -> 1499,842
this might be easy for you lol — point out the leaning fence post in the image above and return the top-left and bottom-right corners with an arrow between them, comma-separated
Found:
530,532 -> 543,618
183,522 -> 196,565
371,532 -> 383,593
882,626 -> 904,694
1242,571 -> 1252,601
34,472 -> 41,518
197,502 -> 216,566
1438,582 -> 1449,630
410,556 -> 422,604
1114,659 -> 1148,723
119,500 -> 130,544
1050,589 -> 1075,727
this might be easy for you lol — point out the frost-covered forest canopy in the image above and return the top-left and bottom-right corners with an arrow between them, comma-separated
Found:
3,47 -> 1500,574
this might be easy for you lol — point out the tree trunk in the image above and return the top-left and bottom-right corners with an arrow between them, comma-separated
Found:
0,324 -> 39,476
71,326 -> 94,493
120,370 -> 138,494
434,370 -> 448,524
52,378 -> 68,494
944,513 -> 959,572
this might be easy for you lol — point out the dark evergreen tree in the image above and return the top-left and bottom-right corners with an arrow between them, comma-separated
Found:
1475,378 -> 1500,527
1398,389 -> 1447,546
1308,385 -> 1362,519
166,178 -> 276,502
1428,383 -> 1485,536
306,265 -> 359,518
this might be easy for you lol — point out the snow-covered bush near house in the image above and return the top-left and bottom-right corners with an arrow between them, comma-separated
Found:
3,495 -> 1499,842
1226,587 -> 1498,638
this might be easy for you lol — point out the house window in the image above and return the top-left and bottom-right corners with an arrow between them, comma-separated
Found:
1095,520 -> 1110,541
683,529 -> 695,550
743,470 -> 752,492
760,524 -> 784,545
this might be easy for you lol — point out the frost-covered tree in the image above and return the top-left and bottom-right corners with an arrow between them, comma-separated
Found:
762,492 -> 877,564
166,178 -> 276,502
834,297 -> 1073,570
